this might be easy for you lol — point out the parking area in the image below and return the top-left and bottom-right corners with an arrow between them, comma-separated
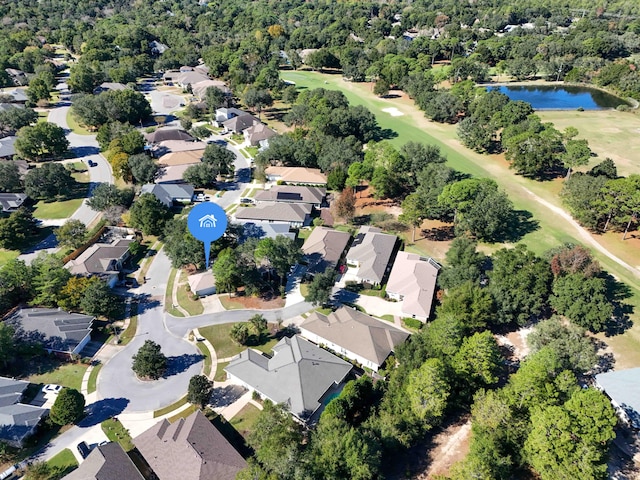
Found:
30,384 -> 62,409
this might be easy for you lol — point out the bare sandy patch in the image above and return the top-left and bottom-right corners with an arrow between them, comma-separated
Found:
382,107 -> 404,117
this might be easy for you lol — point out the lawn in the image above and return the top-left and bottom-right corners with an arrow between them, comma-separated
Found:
0,249 -> 19,267
119,304 -> 138,346
214,361 -> 230,382
195,341 -> 212,377
165,268 -> 185,317
283,70 -> 640,366
28,362 -> 88,391
87,363 -> 103,394
167,404 -> 199,423
218,294 -> 247,310
47,448 -> 78,476
66,109 -> 93,135
33,175 -> 89,220
229,403 -> 262,439
153,396 -> 188,418
101,418 -> 134,452
177,271 -> 204,315
198,323 -> 279,359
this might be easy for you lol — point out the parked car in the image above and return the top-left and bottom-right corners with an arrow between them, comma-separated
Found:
76,441 -> 90,459
43,384 -> 62,394
87,160 -> 97,167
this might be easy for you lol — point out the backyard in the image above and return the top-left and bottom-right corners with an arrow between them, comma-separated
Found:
281,70 -> 640,368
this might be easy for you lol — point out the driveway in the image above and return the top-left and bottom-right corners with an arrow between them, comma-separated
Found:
96,248 -> 204,412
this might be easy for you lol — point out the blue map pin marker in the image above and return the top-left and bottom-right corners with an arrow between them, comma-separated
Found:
187,202 -> 228,268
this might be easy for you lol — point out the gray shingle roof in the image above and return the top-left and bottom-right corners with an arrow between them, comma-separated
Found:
225,336 -> 352,421
255,186 -> 326,205
62,442 -> 144,480
0,192 -> 26,212
65,238 -> 132,276
222,114 -> 260,133
144,128 -> 194,144
140,183 -> 194,207
0,376 -> 47,447
302,227 -> 351,274
0,377 -> 28,408
0,136 -> 17,158
235,202 -> 311,224
6,307 -> 94,354
300,307 -> 409,366
595,368 -> 640,428
133,410 -> 246,480
346,226 -> 398,284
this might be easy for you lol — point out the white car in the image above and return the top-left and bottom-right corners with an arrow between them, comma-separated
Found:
43,384 -> 62,394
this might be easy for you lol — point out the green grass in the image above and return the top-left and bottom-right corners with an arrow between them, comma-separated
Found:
33,176 -> 89,220
0,249 -> 19,268
29,362 -> 88,391
167,404 -> 199,423
101,418 -> 134,452
165,268 -> 185,317
153,396 -> 188,418
87,363 -> 103,394
316,307 -> 333,315
66,110 -> 93,135
283,70 -> 640,366
177,271 -> 204,315
230,403 -> 262,438
218,294 -> 247,310
300,283 -> 310,298
239,149 -> 250,158
195,341 -> 212,377
246,146 -> 259,157
198,323 -> 279,359
214,361 -> 230,382
46,448 -> 78,477
379,314 -> 395,323
119,303 -> 138,346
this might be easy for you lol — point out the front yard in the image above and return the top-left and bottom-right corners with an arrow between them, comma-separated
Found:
27,359 -> 88,391
198,323 -> 280,359
229,403 -> 261,439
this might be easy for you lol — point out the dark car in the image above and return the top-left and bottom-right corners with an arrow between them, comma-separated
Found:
76,441 -> 90,459
87,160 -> 97,167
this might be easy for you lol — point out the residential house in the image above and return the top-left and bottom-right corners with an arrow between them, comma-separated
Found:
191,80 -> 231,100
236,221 -> 296,242
5,307 -> 94,357
150,40 -> 169,55
222,114 -> 260,134
154,150 -> 204,183
62,442 -> 144,480
4,89 -> 28,103
162,70 -> 181,85
65,237 -> 133,287
0,136 -> 17,159
234,202 -> 312,228
214,108 -> 246,126
133,409 -> 247,480
300,307 -> 409,372
254,186 -> 326,208
177,71 -> 210,89
0,159 -> 29,177
156,140 -> 207,155
187,271 -> 216,296
144,128 -> 195,144
386,251 -> 441,322
5,69 -> 28,86
0,193 -> 27,213
140,183 -> 194,207
345,226 -> 398,286
264,166 -> 327,186
0,377 -> 48,448
595,368 -> 640,429
301,226 -> 351,275
93,82 -> 127,94
243,123 -> 276,149
225,335 -> 352,423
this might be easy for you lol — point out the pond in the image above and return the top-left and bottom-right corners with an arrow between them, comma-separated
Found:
490,84 -> 630,110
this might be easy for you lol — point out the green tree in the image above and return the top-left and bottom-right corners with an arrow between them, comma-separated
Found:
128,193 -> 171,235
24,461 -> 54,480
87,184 -> 134,211
55,219 -> 87,249
212,248 -> 241,293
58,276 -> 95,312
187,374 -> 213,408
373,78 -> 390,97
436,282 -> 495,332
438,236 -> 486,289
205,86 -> 226,112
15,122 -> 70,161
0,323 -> 16,369
243,88 -> 273,118
452,331 -> 502,392
399,193 -> 424,242
0,259 -> 33,313
183,163 -> 218,188
527,317 -> 598,375
80,279 -> 118,318
24,163 -> 75,200
488,245 -> 552,326
128,153 -> 157,184
304,268 -> 336,306
254,236 -> 301,281
550,273 -> 613,332
49,387 -> 85,425
0,106 -> 38,135
247,401 -> 303,478
406,358 -> 450,426
562,138 -> 591,180
202,143 -> 235,176
26,76 -> 51,105
229,323 -> 249,345
31,253 -> 71,307
0,209 -> 39,250
162,217 -> 207,269
249,314 -> 268,336
68,62 -> 102,93
132,340 -> 167,380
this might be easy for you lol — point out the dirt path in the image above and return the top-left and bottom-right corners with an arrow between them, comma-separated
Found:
418,419 -> 472,479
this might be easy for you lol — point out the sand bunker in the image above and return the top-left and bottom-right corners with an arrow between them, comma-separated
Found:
382,107 -> 404,117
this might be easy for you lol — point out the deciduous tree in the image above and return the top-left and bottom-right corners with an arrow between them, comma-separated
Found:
49,387 -> 85,425
132,340 -> 167,380
24,162 -> 75,200
304,268 -> 336,306
15,122 -> 69,161
128,193 -> 171,235
55,219 -> 87,249
187,375 -> 213,408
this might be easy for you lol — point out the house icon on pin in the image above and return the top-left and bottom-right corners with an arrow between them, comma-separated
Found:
198,214 -> 217,228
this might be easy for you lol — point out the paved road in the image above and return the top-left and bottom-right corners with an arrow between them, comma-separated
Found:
97,248 -> 204,412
